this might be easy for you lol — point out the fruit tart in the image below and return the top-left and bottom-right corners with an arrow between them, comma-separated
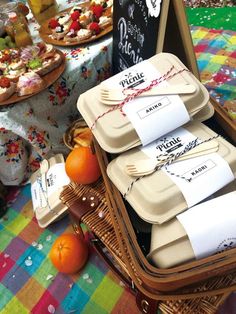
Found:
0,76 -> 16,102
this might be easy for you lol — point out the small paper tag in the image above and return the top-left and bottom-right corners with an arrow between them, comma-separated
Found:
177,191 -> 236,259
165,153 -> 234,207
101,60 -> 160,90
46,163 -> 70,197
141,127 -> 234,207
31,163 -> 70,211
141,127 -> 199,159
123,94 -> 190,145
31,177 -> 44,211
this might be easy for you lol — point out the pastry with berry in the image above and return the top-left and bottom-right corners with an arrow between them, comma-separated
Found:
49,15 -> 71,40
0,76 -> 16,102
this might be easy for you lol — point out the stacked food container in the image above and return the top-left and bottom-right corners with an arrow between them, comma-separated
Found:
77,53 -> 236,270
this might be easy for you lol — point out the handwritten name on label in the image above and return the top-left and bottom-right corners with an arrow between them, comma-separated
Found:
183,159 -> 216,181
138,97 -> 170,119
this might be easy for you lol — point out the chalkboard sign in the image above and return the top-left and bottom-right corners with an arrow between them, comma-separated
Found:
112,0 -> 199,79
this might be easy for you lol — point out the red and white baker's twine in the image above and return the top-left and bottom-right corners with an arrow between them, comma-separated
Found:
90,66 -> 190,129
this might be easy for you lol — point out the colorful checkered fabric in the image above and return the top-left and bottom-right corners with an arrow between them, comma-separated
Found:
191,26 -> 236,121
0,185 -> 140,314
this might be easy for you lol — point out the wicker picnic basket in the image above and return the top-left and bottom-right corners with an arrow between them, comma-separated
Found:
60,140 -> 236,314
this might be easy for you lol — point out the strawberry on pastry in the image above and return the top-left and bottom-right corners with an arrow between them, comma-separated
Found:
17,72 -> 45,96
69,21 -> 81,32
91,5 -> 104,19
71,11 -> 81,21
0,77 -> 16,102
49,18 -> 60,29
88,22 -> 101,35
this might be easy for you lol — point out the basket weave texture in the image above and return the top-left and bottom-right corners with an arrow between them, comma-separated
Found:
60,180 -> 235,314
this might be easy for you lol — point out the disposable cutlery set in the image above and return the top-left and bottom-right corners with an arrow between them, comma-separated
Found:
99,83 -> 197,105
125,140 -> 219,177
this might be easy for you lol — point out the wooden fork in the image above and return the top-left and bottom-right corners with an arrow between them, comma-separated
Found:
125,140 -> 219,177
99,84 -> 196,105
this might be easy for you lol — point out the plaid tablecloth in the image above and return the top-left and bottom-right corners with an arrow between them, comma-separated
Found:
190,25 -> 236,123
0,184 -> 140,314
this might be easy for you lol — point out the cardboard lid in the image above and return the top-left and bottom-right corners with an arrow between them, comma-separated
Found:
77,53 -> 210,153
30,154 -> 69,228
106,122 -> 236,224
148,181 -> 236,268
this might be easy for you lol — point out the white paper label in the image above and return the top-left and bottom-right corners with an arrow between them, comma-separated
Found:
177,191 -> 236,259
141,128 -> 234,207
46,163 -> 70,197
123,95 -> 190,145
102,60 -> 190,146
31,176 -> 44,211
102,60 -> 160,90
31,163 -> 70,211
165,153 -> 234,207
141,127 -> 197,158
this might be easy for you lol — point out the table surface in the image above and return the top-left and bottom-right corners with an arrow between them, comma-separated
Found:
0,0 -> 112,186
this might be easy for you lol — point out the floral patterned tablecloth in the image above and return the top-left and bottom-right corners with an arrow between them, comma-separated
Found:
0,0 -> 112,186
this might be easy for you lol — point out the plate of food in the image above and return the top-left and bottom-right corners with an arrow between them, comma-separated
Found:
38,0 -> 113,46
0,42 -> 66,106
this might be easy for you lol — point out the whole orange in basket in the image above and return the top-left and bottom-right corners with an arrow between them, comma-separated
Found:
65,146 -> 101,184
49,233 -> 88,274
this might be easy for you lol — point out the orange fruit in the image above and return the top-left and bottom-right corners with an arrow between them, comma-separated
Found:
49,233 -> 88,274
65,146 -> 101,184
